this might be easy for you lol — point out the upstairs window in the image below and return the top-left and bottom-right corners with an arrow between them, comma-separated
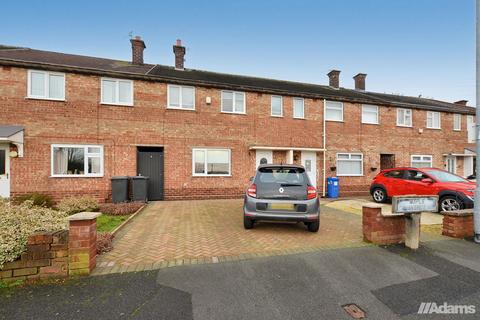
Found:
271,95 -> 283,117
28,70 -> 65,100
167,85 -> 195,110
325,101 -> 343,121
361,105 -> 379,124
293,98 -> 305,119
426,111 -> 441,129
51,144 -> 103,177
453,114 -> 461,131
336,153 -> 363,176
397,108 -> 412,127
221,91 -> 245,114
411,155 -> 432,168
101,78 -> 133,106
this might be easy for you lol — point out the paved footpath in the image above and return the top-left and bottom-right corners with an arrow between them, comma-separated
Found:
2,238 -> 480,320
94,200 -> 369,275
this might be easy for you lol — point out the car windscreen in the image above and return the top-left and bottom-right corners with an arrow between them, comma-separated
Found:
257,167 -> 307,185
424,170 -> 469,183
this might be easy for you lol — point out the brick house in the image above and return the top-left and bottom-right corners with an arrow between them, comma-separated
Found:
0,37 -> 476,201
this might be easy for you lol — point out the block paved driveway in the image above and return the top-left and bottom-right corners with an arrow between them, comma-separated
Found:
94,199 -> 368,274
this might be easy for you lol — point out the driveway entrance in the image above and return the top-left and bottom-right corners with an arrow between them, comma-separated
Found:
94,199 -> 366,274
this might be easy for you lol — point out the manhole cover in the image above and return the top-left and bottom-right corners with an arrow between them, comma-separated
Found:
342,303 -> 366,319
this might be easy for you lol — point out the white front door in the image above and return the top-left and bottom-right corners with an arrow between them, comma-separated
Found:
467,116 -> 475,143
0,145 -> 10,198
446,156 -> 456,174
256,150 -> 273,168
301,151 -> 317,187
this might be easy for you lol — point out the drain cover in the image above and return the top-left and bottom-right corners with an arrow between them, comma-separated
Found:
342,303 -> 366,319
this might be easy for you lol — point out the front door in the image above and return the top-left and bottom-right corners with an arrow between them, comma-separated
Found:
380,154 -> 395,170
255,150 -> 273,168
137,147 -> 164,201
0,145 -> 10,198
446,156 -> 456,174
301,151 -> 317,187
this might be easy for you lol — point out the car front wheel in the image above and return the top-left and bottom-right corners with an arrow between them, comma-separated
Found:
440,196 -> 464,212
372,188 -> 387,203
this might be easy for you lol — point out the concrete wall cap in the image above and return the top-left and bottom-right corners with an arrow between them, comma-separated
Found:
362,203 -> 384,209
67,212 -> 102,221
441,209 -> 473,217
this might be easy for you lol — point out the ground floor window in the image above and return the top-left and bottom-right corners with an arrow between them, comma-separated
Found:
411,155 -> 432,168
51,144 -> 103,177
336,153 -> 363,176
193,148 -> 231,176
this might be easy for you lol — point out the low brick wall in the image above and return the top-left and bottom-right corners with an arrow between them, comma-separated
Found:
363,204 -> 405,245
442,210 -> 474,239
0,211 -> 101,284
0,230 -> 68,283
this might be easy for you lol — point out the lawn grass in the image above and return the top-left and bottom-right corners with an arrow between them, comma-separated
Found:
96,214 -> 131,232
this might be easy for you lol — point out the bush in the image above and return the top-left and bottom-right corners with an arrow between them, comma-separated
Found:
0,199 -> 67,268
99,202 -> 144,216
56,196 -> 99,215
97,232 -> 114,254
14,193 -> 55,208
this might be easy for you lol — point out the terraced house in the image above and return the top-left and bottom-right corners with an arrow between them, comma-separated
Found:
0,37 -> 476,201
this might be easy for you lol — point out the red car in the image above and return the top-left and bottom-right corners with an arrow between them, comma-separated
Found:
370,167 -> 475,211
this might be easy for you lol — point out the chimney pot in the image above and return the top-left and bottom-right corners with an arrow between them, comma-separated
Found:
173,39 -> 186,70
353,73 -> 367,90
327,70 -> 341,88
454,100 -> 468,106
130,36 -> 146,65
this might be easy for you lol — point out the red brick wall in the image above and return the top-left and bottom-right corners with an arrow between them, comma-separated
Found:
442,212 -> 474,238
0,66 -> 474,201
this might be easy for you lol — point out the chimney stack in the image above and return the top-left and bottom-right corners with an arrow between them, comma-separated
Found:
173,39 -> 186,70
454,100 -> 468,106
327,70 -> 341,88
130,36 -> 146,65
353,73 -> 367,91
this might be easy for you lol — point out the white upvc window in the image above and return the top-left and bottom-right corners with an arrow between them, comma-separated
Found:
293,98 -> 305,119
397,108 -> 412,127
51,144 -> 104,177
426,111 -> 441,129
336,153 -> 363,176
411,155 -> 433,168
167,84 -> 195,110
221,91 -> 245,114
27,70 -> 65,100
192,148 -> 231,176
325,101 -> 344,121
271,95 -> 283,117
361,105 -> 379,124
453,114 -> 461,131
101,78 -> 133,106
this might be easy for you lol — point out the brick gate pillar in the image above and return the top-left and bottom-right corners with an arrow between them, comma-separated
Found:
67,212 -> 101,276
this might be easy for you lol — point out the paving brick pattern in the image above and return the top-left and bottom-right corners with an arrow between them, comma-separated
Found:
93,199 -> 367,275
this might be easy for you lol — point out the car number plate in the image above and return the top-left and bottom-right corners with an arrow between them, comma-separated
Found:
270,203 -> 294,210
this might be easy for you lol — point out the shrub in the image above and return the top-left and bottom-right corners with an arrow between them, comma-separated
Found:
56,196 -> 99,215
0,199 -> 67,268
99,202 -> 144,216
14,193 -> 55,208
97,232 -> 114,254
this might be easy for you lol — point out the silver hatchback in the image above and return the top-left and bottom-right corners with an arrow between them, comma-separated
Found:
243,164 -> 320,232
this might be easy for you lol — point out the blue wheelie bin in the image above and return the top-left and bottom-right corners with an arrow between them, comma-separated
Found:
327,177 -> 339,198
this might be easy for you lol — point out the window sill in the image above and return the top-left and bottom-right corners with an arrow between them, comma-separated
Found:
167,106 -> 196,111
361,122 -> 379,125
101,102 -> 134,107
453,129 -> 462,132
326,119 -> 344,123
26,96 -> 66,102
271,115 -> 283,118
192,174 -> 232,178
336,174 -> 364,177
221,111 -> 247,115
425,127 -> 442,130
50,175 -> 104,178
396,124 -> 413,128
293,117 -> 306,120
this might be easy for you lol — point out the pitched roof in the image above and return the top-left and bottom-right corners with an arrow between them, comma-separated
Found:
0,45 -> 475,115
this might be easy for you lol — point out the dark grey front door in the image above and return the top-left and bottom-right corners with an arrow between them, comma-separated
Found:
137,147 -> 164,200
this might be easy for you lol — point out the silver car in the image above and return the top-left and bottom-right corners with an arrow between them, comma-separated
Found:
243,164 -> 320,232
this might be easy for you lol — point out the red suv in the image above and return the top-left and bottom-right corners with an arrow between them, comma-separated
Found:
370,167 -> 475,211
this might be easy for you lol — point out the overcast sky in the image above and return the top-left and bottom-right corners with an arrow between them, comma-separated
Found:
1,0 -> 475,105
